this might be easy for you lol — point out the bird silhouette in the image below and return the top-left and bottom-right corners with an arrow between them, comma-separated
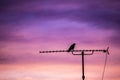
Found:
67,43 -> 76,52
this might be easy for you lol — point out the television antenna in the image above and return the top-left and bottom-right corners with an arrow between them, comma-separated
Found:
39,43 -> 109,80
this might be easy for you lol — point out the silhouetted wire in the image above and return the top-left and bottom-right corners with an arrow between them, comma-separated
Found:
102,53 -> 108,80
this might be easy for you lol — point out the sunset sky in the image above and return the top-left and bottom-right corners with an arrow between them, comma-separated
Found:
0,0 -> 120,80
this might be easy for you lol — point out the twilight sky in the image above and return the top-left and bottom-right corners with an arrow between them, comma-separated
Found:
0,0 -> 120,80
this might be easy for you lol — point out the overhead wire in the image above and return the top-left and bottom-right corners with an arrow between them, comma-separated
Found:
102,53 -> 108,80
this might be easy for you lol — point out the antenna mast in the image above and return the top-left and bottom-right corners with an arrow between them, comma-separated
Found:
39,45 -> 109,80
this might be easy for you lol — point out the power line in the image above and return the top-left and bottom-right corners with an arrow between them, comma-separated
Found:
102,51 -> 108,80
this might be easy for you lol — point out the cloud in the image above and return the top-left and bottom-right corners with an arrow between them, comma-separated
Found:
109,34 -> 120,47
0,53 -> 15,64
0,0 -> 120,64
1,0 -> 120,30
0,25 -> 30,42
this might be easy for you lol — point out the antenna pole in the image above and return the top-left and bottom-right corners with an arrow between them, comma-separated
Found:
39,47 -> 109,80
82,51 -> 85,80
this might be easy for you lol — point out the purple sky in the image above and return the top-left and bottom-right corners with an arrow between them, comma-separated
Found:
0,0 -> 120,63
0,0 -> 120,80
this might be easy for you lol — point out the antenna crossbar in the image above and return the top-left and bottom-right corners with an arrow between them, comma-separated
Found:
39,47 -> 109,80
39,49 -> 106,53
39,48 -> 109,55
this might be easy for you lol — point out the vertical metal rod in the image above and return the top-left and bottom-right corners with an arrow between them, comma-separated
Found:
82,51 -> 85,80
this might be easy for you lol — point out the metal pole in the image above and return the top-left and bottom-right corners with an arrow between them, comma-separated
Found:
39,47 -> 109,80
82,51 -> 85,80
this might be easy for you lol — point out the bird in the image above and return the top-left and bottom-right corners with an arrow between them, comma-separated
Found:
67,43 -> 76,52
